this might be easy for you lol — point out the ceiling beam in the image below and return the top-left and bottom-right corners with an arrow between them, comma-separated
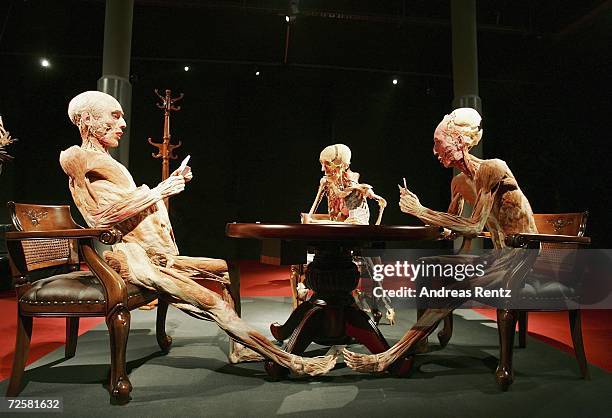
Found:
554,0 -> 612,41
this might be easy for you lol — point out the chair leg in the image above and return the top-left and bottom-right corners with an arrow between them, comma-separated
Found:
290,264 -> 301,308
496,309 -> 517,391
569,310 -> 590,380
414,308 -> 429,353
518,311 -> 528,348
6,313 -> 33,396
106,306 -> 132,404
438,314 -> 454,348
227,261 -> 241,316
65,317 -> 79,358
156,298 -> 172,353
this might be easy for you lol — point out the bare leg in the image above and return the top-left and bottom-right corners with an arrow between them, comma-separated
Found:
166,271 -> 336,376
344,307 -> 449,373
345,249 -> 536,374
364,257 -> 395,325
106,251 -> 336,376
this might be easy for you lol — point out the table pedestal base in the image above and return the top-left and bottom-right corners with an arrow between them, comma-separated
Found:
265,250 -> 413,377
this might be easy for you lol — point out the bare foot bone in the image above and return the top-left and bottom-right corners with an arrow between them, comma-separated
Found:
290,353 -> 338,376
228,341 -> 264,363
342,349 -> 388,373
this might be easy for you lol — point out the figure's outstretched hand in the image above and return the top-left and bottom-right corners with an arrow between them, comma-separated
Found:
399,187 -> 424,215
398,177 -> 409,196
171,165 -> 193,183
156,175 -> 186,199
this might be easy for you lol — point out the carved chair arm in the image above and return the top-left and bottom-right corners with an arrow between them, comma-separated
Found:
6,228 -> 123,245
80,243 -> 129,311
505,233 -> 591,248
6,229 -> 128,309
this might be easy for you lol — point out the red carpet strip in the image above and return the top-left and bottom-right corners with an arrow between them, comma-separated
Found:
472,308 -> 612,372
0,291 -> 104,382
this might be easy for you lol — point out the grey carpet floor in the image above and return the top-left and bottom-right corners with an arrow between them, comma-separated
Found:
1,297 -> 610,418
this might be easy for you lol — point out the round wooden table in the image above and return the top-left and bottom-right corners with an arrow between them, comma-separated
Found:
226,222 -> 442,377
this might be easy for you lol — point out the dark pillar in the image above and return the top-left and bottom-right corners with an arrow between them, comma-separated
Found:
98,0 -> 134,166
451,0 -> 482,250
451,0 -> 481,115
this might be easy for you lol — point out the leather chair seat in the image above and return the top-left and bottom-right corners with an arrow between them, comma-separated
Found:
20,271 -> 157,313
517,274 -> 580,310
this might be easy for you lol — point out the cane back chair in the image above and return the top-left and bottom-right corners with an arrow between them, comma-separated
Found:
437,212 -> 590,389
4,202 -> 171,404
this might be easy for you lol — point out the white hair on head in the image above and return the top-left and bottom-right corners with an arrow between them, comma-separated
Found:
444,108 -> 483,148
320,144 -> 352,167
67,91 -> 121,126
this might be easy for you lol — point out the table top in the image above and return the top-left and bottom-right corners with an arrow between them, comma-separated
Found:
226,222 -> 443,242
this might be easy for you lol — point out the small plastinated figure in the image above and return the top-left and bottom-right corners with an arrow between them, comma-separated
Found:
299,144 -> 395,325
343,108 -> 538,380
303,144 -> 387,225
60,91 -> 337,381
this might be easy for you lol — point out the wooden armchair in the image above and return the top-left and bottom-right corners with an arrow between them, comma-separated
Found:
494,212 -> 591,389
4,202 -> 171,404
438,212 -> 591,389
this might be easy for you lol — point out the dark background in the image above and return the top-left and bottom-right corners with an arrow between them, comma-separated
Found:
0,0 -> 610,258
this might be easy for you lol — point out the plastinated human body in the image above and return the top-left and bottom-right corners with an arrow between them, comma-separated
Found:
344,108 -> 537,379
301,144 -> 395,324
60,91 -> 337,377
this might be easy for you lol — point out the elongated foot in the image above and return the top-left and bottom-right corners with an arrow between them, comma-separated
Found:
289,353 -> 337,376
228,341 -> 264,363
343,348 -> 389,373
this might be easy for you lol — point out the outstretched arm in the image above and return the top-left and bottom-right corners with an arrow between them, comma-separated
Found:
400,187 -> 493,236
308,177 -> 327,216
365,187 -> 387,225
88,176 -> 185,227
399,161 -> 506,236
60,146 -> 186,228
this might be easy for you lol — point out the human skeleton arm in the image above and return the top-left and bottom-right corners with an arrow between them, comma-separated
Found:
365,187 -> 386,225
308,177 -> 327,216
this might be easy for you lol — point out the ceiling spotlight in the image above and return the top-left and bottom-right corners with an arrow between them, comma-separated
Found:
255,70 -> 260,76
184,66 -> 190,72
392,78 -> 398,85
285,15 -> 290,23
40,58 -> 50,68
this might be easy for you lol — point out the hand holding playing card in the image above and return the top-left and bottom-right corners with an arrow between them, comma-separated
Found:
171,155 -> 193,182
398,178 -> 424,215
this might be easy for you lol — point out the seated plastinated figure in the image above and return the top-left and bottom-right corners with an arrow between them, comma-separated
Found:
303,144 -> 386,225
299,143 -> 395,325
343,108 -> 538,384
60,91 -> 337,379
